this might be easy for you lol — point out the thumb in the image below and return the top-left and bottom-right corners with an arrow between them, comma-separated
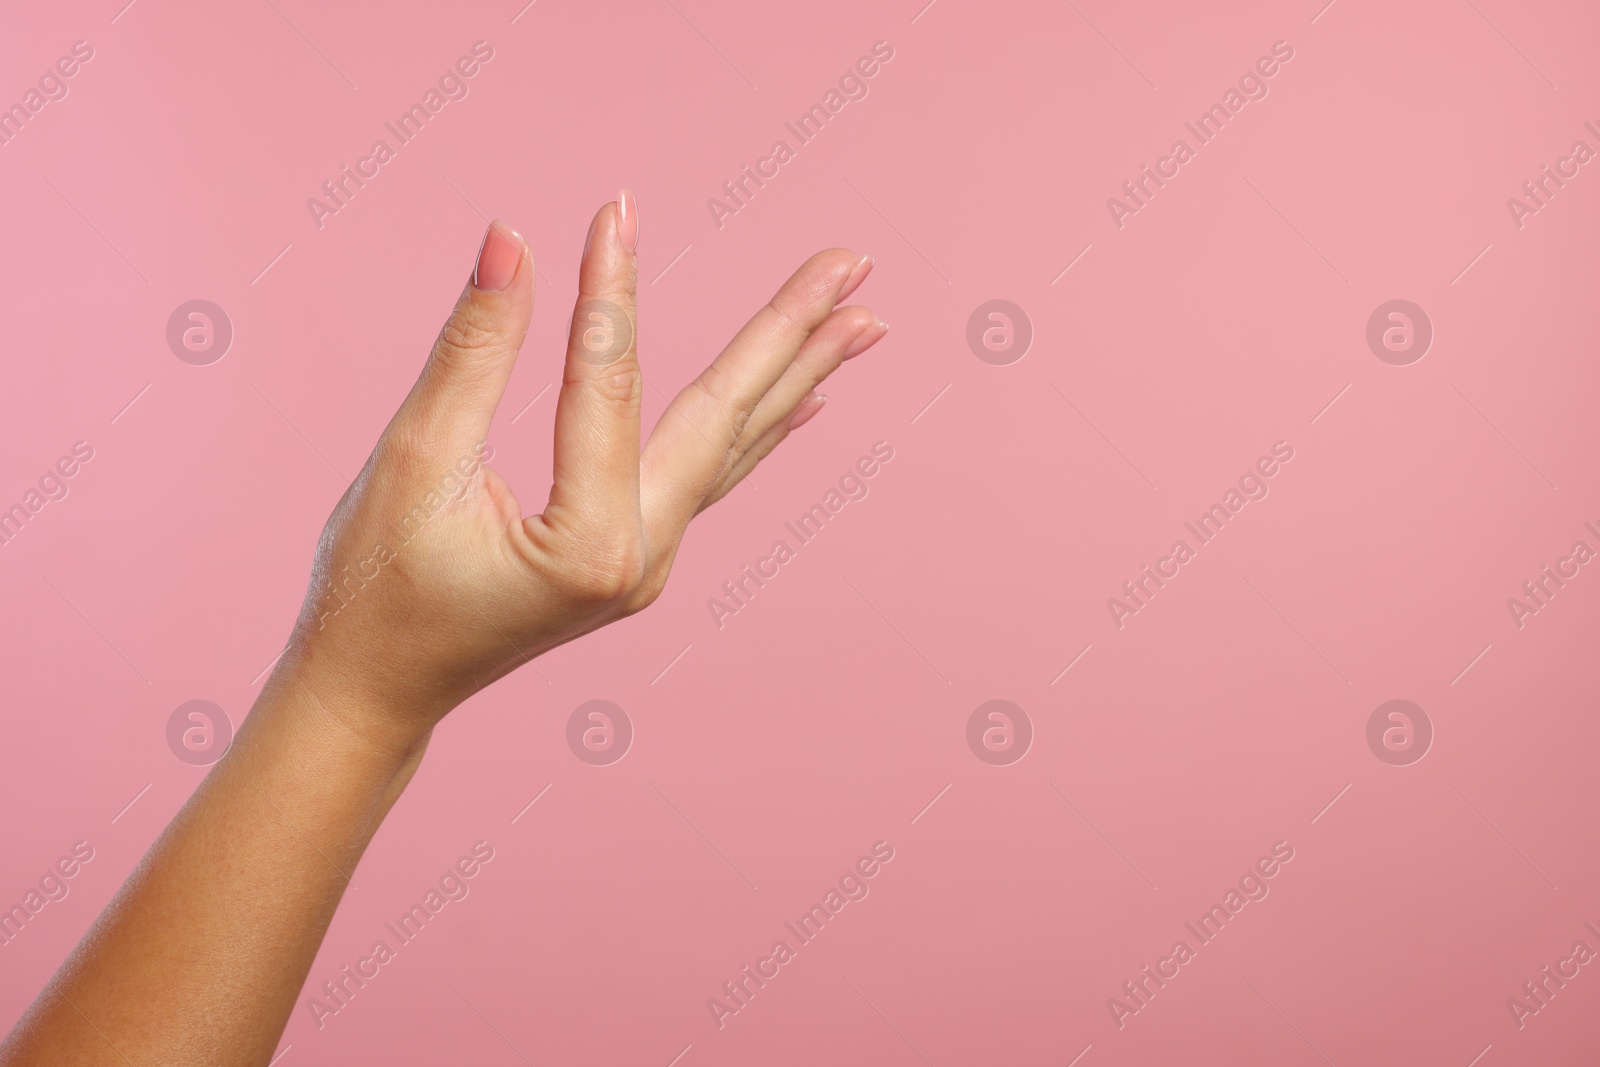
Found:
401,220 -> 535,451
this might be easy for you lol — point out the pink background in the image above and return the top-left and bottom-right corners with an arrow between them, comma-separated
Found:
2,0 -> 1599,1063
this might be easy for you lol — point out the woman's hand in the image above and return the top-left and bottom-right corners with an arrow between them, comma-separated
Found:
0,192 -> 886,1067
281,193 -> 886,744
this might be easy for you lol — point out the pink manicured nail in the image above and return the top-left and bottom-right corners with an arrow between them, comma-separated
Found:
836,254 -> 873,302
617,189 -> 639,253
789,392 -> 827,429
474,220 -> 522,292
843,319 -> 889,360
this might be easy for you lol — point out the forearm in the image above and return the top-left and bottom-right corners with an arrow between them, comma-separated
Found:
0,202 -> 878,1065
0,667 -> 429,1067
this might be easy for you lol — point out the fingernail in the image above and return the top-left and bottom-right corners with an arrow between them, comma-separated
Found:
789,392 -> 827,430
843,319 -> 889,360
836,254 -> 873,302
474,220 -> 523,292
617,189 -> 639,253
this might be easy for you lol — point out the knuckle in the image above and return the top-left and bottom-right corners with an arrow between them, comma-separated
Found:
687,374 -> 751,449
628,568 -> 670,612
581,360 -> 644,409
770,257 -> 847,325
765,291 -> 813,333
377,423 -> 434,475
687,368 -> 730,413
563,536 -> 647,604
434,309 -> 504,369
728,405 -> 752,443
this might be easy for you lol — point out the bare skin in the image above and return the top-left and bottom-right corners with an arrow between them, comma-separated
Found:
0,196 -> 885,1066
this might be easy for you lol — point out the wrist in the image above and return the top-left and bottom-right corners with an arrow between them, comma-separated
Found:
254,653 -> 436,776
